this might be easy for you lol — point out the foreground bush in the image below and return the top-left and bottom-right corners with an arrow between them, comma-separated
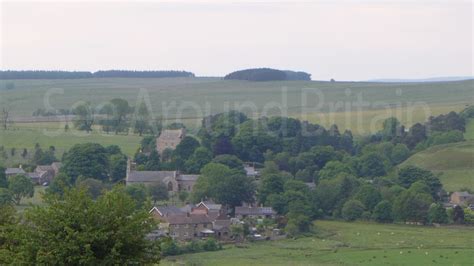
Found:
0,187 -> 160,264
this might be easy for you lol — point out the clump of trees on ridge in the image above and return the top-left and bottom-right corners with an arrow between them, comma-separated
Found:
224,68 -> 311,81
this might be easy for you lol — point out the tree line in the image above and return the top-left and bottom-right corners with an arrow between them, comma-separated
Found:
0,70 -> 195,79
224,68 -> 311,81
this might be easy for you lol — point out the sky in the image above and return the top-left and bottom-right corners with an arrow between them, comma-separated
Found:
0,0 -> 472,80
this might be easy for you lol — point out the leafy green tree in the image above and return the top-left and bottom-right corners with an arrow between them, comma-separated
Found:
144,150 -> 160,171
286,213 -> 311,236
73,102 -> 94,132
108,98 -> 132,134
0,167 -> 7,188
62,143 -> 109,183
8,174 -> 34,205
398,166 -> 441,198
232,120 -> 281,162
392,183 -> 432,223
148,183 -> 169,204
191,163 -> 255,208
212,135 -> 234,155
211,154 -> 244,170
318,160 -> 352,180
178,191 -> 189,203
124,184 -> 148,209
452,205 -> 465,224
32,146 -> 57,165
258,173 -> 287,204
358,152 -> 387,178
428,203 -> 448,224
372,200 -> 393,222
381,117 -> 404,141
341,199 -> 365,221
46,173 -> 72,197
76,178 -> 106,199
174,136 -> 200,161
184,147 -> 213,174
266,193 -> 287,215
1,187 -> 159,264
354,185 -> 382,211
0,188 -> 13,206
109,154 -> 127,182
390,143 -> 410,165
132,103 -> 151,136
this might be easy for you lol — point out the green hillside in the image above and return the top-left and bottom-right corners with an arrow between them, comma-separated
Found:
401,141 -> 474,192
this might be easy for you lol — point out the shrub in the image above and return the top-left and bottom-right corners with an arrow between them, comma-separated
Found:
341,200 -> 365,221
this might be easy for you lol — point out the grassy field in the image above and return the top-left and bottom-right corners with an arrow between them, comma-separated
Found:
162,220 -> 474,266
401,141 -> 474,192
0,122 -> 141,159
0,78 -> 471,165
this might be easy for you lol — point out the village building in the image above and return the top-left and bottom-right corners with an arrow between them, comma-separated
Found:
235,206 -> 276,220
156,128 -> 186,155
149,202 -> 232,241
32,162 -> 62,185
450,191 -> 474,206
5,167 -> 25,178
244,163 -> 260,178
5,162 -> 61,185
126,160 -> 199,193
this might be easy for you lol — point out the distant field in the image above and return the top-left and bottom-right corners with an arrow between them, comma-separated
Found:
163,220 -> 474,266
401,141 -> 474,192
0,78 -> 471,164
0,122 -> 142,166
1,78 -> 471,127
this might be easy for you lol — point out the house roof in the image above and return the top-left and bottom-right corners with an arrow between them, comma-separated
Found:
177,174 -> 199,181
166,214 -> 212,225
51,162 -> 62,169
5,168 -> 25,175
150,206 -> 185,217
158,129 -> 185,141
27,172 -> 41,179
36,165 -> 54,172
197,201 -> 222,211
244,166 -> 259,177
235,206 -> 275,216
180,204 -> 194,213
453,191 -> 473,197
127,171 -> 176,183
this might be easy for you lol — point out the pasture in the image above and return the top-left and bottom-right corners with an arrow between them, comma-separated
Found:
0,78 -> 471,165
401,141 -> 474,192
162,220 -> 474,266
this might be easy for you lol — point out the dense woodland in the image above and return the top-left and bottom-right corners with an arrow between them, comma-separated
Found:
0,70 -> 195,79
224,68 -> 311,81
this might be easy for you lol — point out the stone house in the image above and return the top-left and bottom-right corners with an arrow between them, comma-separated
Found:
149,203 -> 231,241
126,160 -> 199,193
5,167 -> 25,178
450,191 -> 474,206
235,206 -> 276,220
156,129 -> 186,155
33,162 -> 62,184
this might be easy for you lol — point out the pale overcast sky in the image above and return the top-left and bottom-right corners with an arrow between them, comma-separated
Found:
0,0 -> 472,80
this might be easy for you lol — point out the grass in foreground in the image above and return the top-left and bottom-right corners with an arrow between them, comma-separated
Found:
162,220 -> 474,266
